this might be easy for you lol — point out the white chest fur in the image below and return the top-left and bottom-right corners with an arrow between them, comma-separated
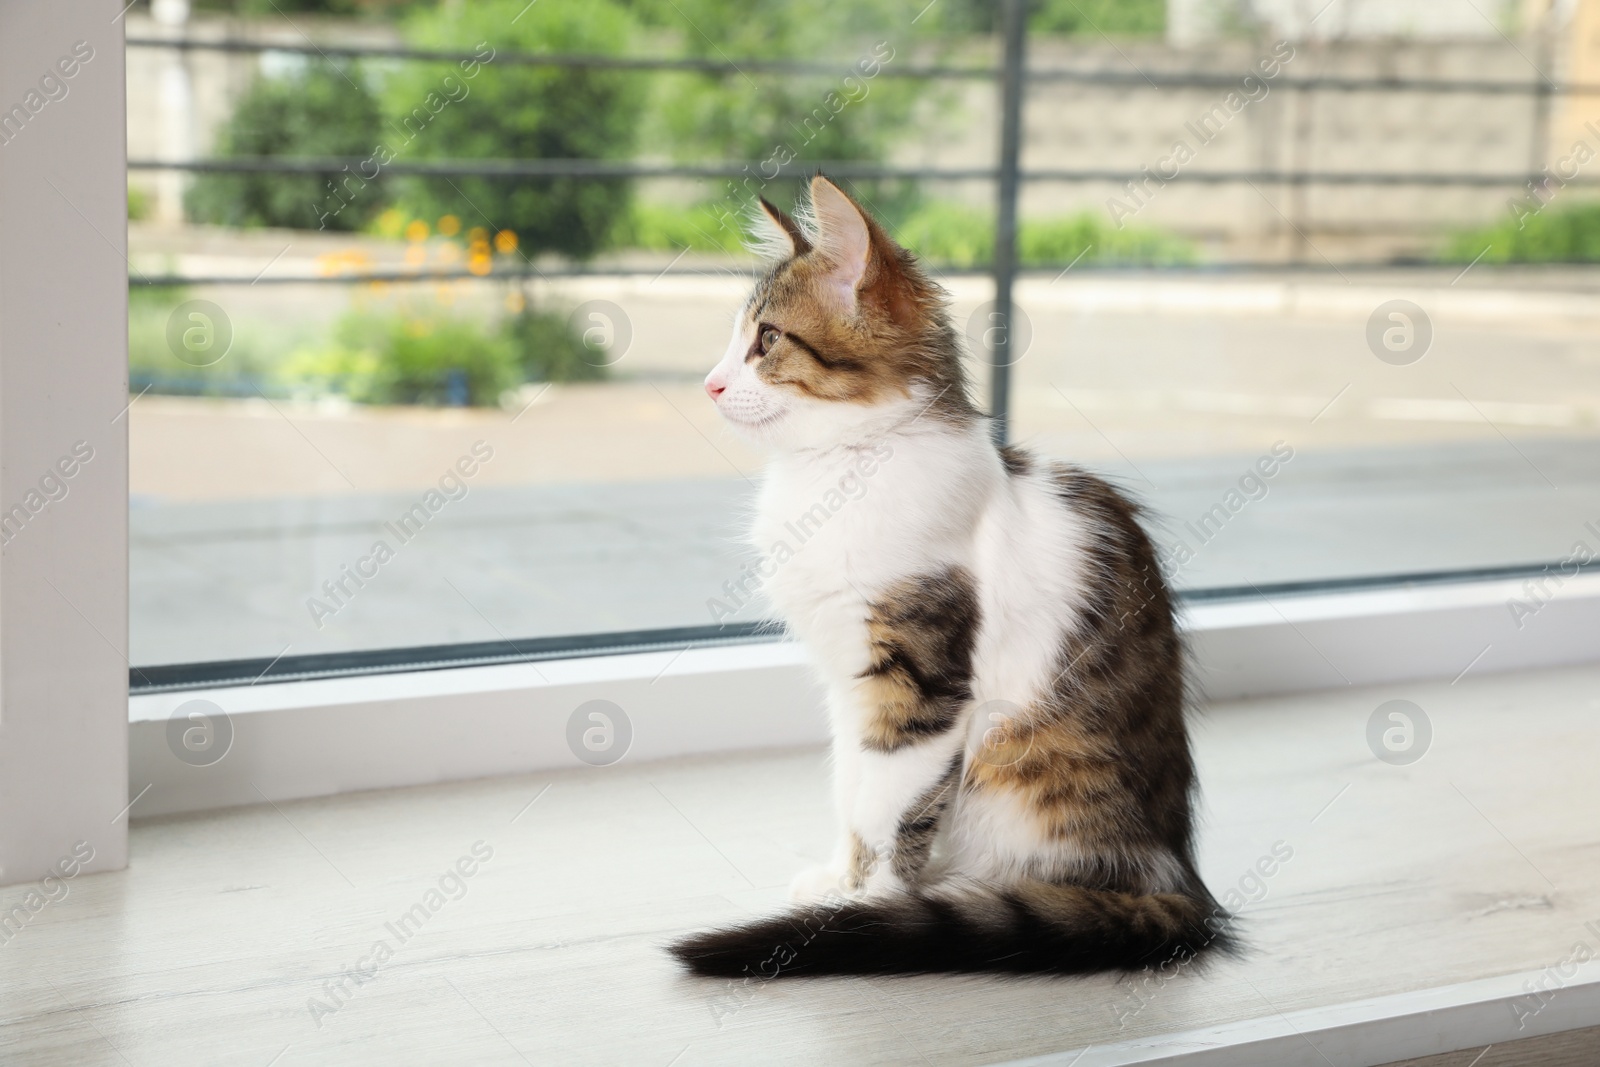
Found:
748,425 -> 1097,732
749,425 -> 996,683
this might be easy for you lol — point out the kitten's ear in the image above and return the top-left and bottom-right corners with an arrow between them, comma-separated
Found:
808,175 -> 872,307
754,197 -> 811,259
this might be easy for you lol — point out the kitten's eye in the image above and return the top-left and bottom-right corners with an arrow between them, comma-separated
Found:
758,326 -> 781,355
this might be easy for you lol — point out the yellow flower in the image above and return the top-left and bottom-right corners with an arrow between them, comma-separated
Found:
404,219 -> 430,243
437,214 -> 461,237
494,229 -> 518,254
375,208 -> 406,239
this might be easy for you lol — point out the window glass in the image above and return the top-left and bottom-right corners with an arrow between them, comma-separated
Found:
127,1 -> 1598,677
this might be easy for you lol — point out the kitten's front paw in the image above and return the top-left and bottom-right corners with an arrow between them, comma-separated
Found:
789,864 -> 851,904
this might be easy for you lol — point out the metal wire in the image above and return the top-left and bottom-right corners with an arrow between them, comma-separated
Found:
128,157 -> 1577,187
130,261 -> 1514,287
124,36 -> 1579,93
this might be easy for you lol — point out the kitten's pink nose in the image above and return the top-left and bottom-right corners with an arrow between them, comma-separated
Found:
705,379 -> 726,401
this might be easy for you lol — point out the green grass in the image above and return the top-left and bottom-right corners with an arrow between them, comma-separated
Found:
621,199 -> 1197,267
1442,200 -> 1600,263
1031,0 -> 1163,37
894,202 -> 1198,268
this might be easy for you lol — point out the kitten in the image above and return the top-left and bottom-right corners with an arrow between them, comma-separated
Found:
669,176 -> 1229,977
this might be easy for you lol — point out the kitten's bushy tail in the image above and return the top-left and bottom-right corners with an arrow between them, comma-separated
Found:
668,880 -> 1233,978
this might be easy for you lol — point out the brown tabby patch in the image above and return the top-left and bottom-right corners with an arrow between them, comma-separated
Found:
999,444 -> 1031,476
857,566 -> 980,753
846,832 -> 874,890
1005,881 -> 1205,937
892,753 -> 963,883
965,460 -> 1199,895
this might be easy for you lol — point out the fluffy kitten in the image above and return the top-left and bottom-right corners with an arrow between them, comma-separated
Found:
669,176 -> 1228,977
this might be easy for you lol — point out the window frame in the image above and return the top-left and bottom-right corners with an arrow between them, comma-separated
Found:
0,3 -> 130,889
127,571 -> 1600,819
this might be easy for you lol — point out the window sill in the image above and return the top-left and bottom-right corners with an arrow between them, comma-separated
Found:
54,655 -> 1600,1064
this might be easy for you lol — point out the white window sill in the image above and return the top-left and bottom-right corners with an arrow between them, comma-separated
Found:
1008,966 -> 1600,1065
92,646 -> 1600,1064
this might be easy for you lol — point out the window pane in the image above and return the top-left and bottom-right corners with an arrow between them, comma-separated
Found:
127,2 -> 1598,674
130,264 -> 776,664
1007,271 -> 1600,592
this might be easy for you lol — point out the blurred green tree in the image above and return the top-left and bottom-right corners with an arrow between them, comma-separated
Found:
386,0 -> 644,260
185,63 -> 385,231
623,0 -> 953,225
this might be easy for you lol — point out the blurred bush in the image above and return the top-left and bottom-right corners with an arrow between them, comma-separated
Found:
503,307 -> 609,382
186,64 -> 385,231
619,198 -> 1197,266
1443,201 -> 1600,263
1022,213 -> 1197,266
129,285 -> 194,388
1029,0 -> 1164,35
894,203 -> 995,268
617,202 -> 751,253
387,0 -> 643,259
938,0 -> 1164,34
895,202 -> 1196,267
288,312 -> 517,406
128,285 -> 280,395
285,302 -> 607,406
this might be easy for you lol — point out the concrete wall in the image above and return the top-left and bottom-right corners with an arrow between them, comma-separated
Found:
1167,0 -> 1529,46
894,35 -> 1558,261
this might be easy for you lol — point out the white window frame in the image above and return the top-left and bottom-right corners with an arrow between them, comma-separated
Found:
1007,964 -> 1600,1065
0,3 -> 129,888
127,572 -> 1600,819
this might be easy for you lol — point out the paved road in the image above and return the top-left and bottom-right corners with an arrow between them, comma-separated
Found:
131,439 -> 1600,666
